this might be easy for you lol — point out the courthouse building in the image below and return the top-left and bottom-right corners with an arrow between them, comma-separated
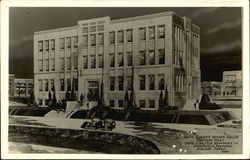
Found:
9,74 -> 33,97
221,70 -> 242,97
34,11 -> 200,109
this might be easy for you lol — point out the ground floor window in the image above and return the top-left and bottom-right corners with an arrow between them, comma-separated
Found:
139,100 -> 145,108
110,100 -> 115,107
38,99 -> 43,105
149,100 -> 155,108
118,100 -> 123,108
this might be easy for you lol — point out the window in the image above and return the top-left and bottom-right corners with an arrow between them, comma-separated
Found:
60,38 -> 65,49
83,56 -> 88,69
139,75 -> 145,90
82,27 -> 88,33
67,78 -> 71,91
158,74 -> 165,90
118,30 -> 124,43
149,75 -> 155,90
149,50 -> 155,65
97,25 -> 104,31
74,56 -> 78,69
90,55 -> 96,68
149,26 -> 155,39
127,76 -> 132,90
38,79 -> 43,91
45,59 -> 49,71
44,79 -> 49,91
66,37 -> 71,48
90,26 -> 96,32
118,76 -> 124,91
109,53 -> 115,67
73,78 -> 78,91
38,99 -> 43,105
118,52 -> 124,67
51,39 -> 55,50
67,57 -> 71,70
118,100 -> 124,108
90,34 -> 96,46
45,99 -> 49,105
110,77 -> 115,91
38,41 -> 43,51
83,35 -> 88,47
109,32 -> 115,44
73,36 -> 78,48
98,33 -> 104,45
50,79 -> 54,91
158,25 -> 165,38
51,58 -> 55,71
139,28 -> 146,40
139,100 -> 145,108
60,58 -> 65,70
38,60 -> 43,72
110,100 -> 115,107
127,52 -> 132,66
149,100 -> 155,108
159,49 -> 165,64
98,54 -> 104,68
126,29 -> 132,42
139,51 -> 146,65
45,40 -> 49,51
60,79 -> 64,91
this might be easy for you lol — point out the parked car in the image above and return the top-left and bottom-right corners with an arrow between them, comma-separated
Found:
81,118 -> 116,131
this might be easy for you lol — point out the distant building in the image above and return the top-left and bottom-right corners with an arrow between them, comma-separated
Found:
221,70 -> 242,97
201,81 -> 222,97
33,11 -> 200,109
9,74 -> 34,97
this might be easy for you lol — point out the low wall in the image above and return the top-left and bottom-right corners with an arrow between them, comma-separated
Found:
9,124 -> 160,154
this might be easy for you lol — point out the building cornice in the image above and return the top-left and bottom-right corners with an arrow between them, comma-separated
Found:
34,26 -> 78,35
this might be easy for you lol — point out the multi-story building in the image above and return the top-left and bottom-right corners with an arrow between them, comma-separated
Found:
34,11 -> 200,109
9,74 -> 34,97
221,70 -> 242,97
201,81 -> 222,97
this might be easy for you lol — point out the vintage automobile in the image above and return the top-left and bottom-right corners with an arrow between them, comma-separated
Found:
81,118 -> 116,131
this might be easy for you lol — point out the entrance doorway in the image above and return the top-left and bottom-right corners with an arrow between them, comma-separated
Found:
87,81 -> 99,102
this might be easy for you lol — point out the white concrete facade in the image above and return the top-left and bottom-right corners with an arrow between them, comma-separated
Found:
34,12 -> 200,109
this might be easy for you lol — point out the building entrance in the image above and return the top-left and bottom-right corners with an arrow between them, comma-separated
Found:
87,81 -> 99,102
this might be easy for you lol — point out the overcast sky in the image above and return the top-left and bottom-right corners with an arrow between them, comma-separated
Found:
9,7 -> 242,81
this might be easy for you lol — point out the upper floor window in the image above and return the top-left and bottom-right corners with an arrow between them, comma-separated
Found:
60,38 -> 65,49
38,79 -> 43,91
60,58 -> 65,70
109,53 -> 115,67
139,51 -> 146,65
98,54 -> 104,68
66,57 -> 71,70
127,76 -> 132,90
149,50 -> 155,65
149,26 -> 155,39
73,55 -> 78,69
82,27 -> 88,33
45,40 -> 49,51
118,52 -> 124,67
83,35 -> 88,47
73,36 -> 78,48
148,75 -> 155,90
109,32 -> 115,44
139,28 -> 146,40
38,41 -> 43,51
126,29 -> 133,42
159,49 -> 165,64
98,33 -> 104,45
118,76 -> 124,91
110,77 -> 115,91
90,55 -> 96,68
38,60 -> 43,72
158,74 -> 165,90
90,26 -> 96,32
90,34 -> 96,46
158,25 -> 165,38
83,56 -> 88,69
50,39 -> 55,50
139,75 -> 145,90
118,30 -> 124,43
127,52 -> 132,66
97,25 -> 104,31
66,37 -> 71,48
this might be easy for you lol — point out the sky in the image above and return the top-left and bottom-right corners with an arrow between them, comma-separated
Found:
9,7 -> 242,81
